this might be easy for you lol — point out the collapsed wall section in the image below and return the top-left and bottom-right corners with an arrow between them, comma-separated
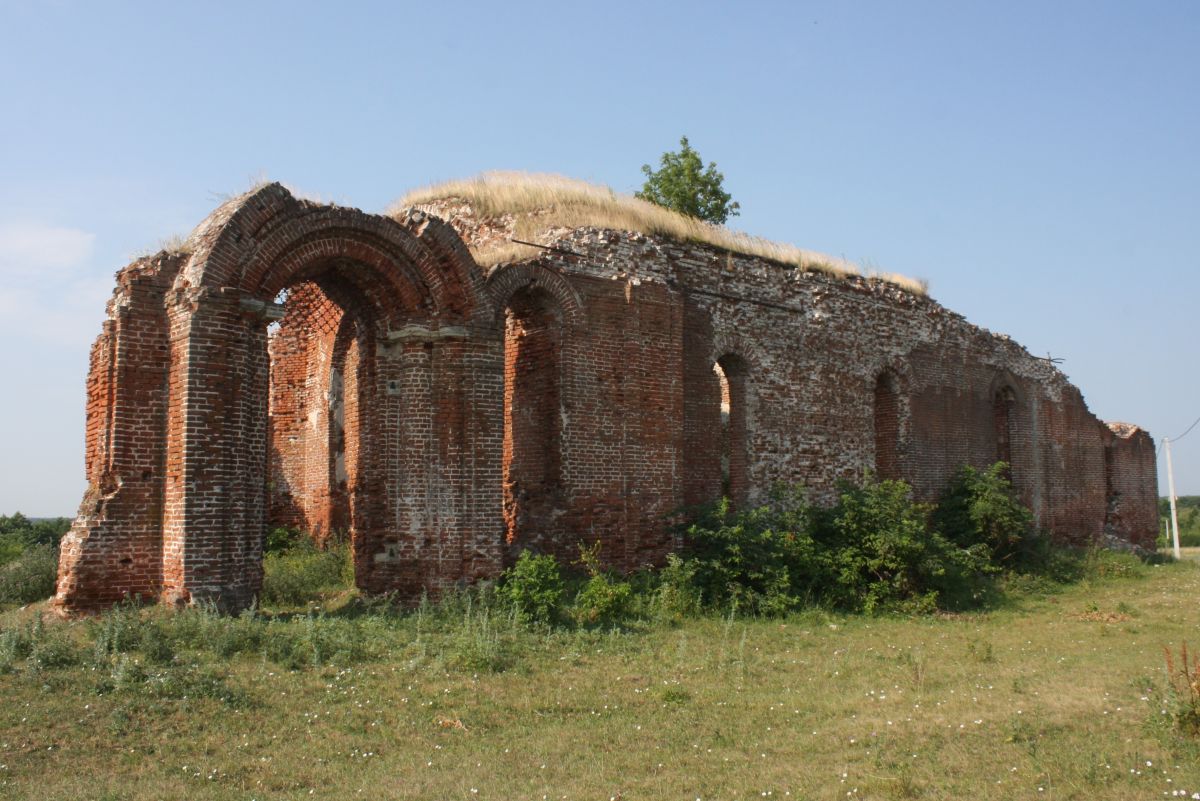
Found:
1103,423 -> 1158,551
55,253 -> 183,611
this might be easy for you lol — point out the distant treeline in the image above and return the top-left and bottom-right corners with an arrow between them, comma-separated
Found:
1,513 -> 71,565
1159,496 -> 1200,547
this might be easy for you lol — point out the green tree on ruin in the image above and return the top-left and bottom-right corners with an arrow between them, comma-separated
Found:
636,136 -> 741,225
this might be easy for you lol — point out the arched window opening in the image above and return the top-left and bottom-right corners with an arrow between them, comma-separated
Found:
873,370 -> 901,480
713,361 -> 732,496
502,288 -> 563,546
714,354 -> 748,505
266,274 -> 374,549
994,385 -> 1017,471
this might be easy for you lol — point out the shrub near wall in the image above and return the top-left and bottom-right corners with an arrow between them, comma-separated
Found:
259,530 -> 354,608
816,479 -> 994,613
674,466 -> 1034,616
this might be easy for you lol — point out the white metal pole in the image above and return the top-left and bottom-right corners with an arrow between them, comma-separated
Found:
1165,437 -> 1182,559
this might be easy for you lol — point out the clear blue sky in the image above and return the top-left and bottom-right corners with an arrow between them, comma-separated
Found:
1,0 -> 1196,516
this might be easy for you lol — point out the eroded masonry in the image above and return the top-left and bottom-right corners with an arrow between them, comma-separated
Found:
53,180 -> 1159,613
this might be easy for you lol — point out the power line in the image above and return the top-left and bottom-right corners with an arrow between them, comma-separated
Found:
1169,414 -> 1200,444
1158,412 -> 1200,456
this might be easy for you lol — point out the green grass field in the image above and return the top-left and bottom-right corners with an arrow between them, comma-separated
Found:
2,559 -> 1199,800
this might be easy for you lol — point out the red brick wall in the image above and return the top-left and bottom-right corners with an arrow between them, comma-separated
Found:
502,288 -> 564,551
1104,423 -> 1159,550
53,186 -> 1160,614
55,253 -> 182,610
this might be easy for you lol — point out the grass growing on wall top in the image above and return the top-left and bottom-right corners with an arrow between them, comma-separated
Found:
393,172 -> 929,295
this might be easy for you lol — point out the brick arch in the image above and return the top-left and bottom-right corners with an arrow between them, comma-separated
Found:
151,185 -> 495,610
988,370 -> 1027,406
707,332 -> 767,377
873,354 -> 913,385
484,262 -> 586,330
257,237 -> 433,326
179,183 -> 484,325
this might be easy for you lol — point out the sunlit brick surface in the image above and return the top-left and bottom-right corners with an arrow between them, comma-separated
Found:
53,185 -> 1158,614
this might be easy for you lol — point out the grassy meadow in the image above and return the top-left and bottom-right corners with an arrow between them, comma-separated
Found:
1,556 -> 1198,801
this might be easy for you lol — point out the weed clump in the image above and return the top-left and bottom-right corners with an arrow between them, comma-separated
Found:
569,543 -> 634,629
1164,642 -> 1200,737
932,463 -> 1032,563
497,550 -> 565,626
260,530 -> 354,608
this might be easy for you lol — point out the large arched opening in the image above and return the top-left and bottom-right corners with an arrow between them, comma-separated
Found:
54,185 -> 501,613
265,273 -> 376,550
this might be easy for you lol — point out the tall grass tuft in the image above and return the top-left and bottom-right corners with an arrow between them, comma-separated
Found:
260,536 -> 354,608
1164,642 -> 1200,736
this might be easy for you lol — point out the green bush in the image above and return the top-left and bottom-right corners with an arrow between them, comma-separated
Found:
260,538 -> 353,608
679,487 -> 827,616
0,544 -> 59,605
0,537 -> 23,566
265,526 -> 304,554
932,463 -> 1032,563
565,542 -> 635,628
571,573 -> 634,628
498,551 -> 564,625
816,479 -> 994,613
651,554 -> 703,622
675,474 -> 1016,615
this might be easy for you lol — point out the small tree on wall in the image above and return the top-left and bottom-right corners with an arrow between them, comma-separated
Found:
637,136 -> 741,225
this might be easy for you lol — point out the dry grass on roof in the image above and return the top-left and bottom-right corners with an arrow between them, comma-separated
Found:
392,172 -> 927,295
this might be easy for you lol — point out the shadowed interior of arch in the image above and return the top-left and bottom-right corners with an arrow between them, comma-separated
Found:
874,370 -> 901,480
994,385 -> 1018,471
713,354 -> 748,505
502,286 -> 564,549
265,267 -> 377,555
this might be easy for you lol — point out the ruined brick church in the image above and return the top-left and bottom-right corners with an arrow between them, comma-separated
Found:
53,174 -> 1159,614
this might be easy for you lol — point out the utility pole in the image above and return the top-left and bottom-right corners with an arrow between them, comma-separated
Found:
1165,437 -> 1181,559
